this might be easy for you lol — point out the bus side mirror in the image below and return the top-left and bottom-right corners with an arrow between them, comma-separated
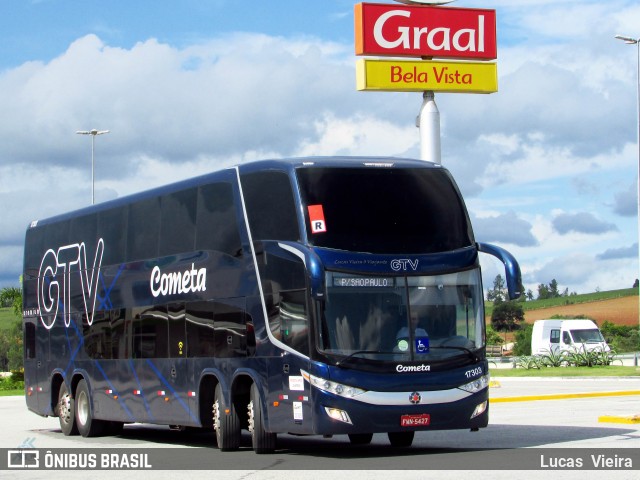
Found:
477,243 -> 523,300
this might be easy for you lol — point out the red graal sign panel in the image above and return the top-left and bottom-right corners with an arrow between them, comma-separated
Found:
355,3 -> 496,60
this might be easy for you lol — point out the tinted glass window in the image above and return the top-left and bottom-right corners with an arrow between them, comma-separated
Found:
110,309 -> 128,359
24,320 -> 36,360
160,190 -> 197,256
196,182 -> 242,257
24,227 -> 45,277
214,300 -> 247,358
261,251 -> 309,356
127,197 -> 160,262
168,303 -> 186,358
70,214 -> 97,250
296,167 -> 473,254
241,171 -> 299,241
98,206 -> 127,266
132,306 -> 168,358
185,301 -> 215,357
83,311 -> 111,359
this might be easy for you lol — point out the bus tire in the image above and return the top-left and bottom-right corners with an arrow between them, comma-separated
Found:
348,433 -> 373,445
75,379 -> 105,437
57,382 -> 78,436
213,384 -> 240,451
388,431 -> 414,447
248,383 -> 276,454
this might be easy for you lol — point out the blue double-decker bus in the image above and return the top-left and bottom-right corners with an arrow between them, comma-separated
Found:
22,157 -> 521,453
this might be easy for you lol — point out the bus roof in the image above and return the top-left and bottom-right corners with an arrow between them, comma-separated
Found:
27,156 -> 443,229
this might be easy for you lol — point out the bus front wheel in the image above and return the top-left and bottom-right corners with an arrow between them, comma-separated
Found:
248,383 -> 276,454
213,384 -> 240,451
57,382 -> 78,436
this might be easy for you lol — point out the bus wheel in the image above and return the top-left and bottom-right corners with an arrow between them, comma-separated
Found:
57,382 -> 78,436
388,431 -> 414,447
248,383 -> 276,454
213,384 -> 240,451
75,379 -> 105,437
348,433 -> 373,445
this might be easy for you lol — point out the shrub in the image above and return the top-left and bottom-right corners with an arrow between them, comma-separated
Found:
538,348 -> 569,367
515,356 -> 542,369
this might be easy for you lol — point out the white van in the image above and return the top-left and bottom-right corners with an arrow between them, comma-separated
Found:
531,319 -> 610,355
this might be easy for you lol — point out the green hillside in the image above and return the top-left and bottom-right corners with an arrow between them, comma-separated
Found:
485,288 -> 637,317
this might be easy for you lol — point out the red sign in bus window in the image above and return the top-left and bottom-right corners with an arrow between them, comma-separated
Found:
308,204 -> 327,234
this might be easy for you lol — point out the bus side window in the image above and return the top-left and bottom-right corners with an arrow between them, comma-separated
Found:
133,306 -> 168,359
550,329 -> 560,344
214,300 -> 248,358
111,309 -> 128,359
261,250 -> 309,356
185,301 -> 215,357
196,182 -> 243,257
168,303 -> 186,358
127,197 -> 160,262
159,190 -> 197,256
562,331 -> 572,345
24,320 -> 36,359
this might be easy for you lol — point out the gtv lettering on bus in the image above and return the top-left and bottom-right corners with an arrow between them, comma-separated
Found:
150,263 -> 207,298
37,239 -> 104,330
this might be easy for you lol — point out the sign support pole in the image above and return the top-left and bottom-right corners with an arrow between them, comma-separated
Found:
416,90 -> 441,164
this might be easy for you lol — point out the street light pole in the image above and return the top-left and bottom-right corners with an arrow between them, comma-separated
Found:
76,129 -> 109,205
615,34 -> 640,332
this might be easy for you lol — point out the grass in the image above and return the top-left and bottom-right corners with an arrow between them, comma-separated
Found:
0,389 -> 23,396
490,365 -> 640,377
485,287 -> 638,317
0,307 -> 20,330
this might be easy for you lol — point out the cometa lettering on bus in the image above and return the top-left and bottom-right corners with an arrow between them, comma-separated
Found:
150,263 -> 207,298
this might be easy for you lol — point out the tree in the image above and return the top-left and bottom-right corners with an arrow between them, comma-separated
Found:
490,301 -> 525,340
513,323 -> 534,356
486,274 -> 507,304
0,287 -> 21,308
537,283 -> 550,300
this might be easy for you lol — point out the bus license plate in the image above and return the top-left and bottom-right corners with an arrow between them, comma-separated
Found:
401,414 -> 430,427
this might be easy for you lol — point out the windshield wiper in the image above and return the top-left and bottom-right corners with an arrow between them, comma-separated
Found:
335,350 -> 397,367
429,346 -> 480,362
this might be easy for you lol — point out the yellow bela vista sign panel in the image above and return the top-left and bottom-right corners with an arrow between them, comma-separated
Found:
356,58 -> 498,93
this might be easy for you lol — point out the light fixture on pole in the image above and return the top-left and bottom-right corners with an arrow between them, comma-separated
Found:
614,34 -> 640,331
76,128 -> 109,205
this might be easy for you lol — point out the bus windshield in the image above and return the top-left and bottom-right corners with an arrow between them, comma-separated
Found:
296,166 -> 473,254
318,269 -> 484,363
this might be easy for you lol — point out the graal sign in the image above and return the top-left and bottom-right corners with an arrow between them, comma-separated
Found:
355,2 -> 497,60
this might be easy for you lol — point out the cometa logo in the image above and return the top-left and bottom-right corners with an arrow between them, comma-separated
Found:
150,263 -> 207,298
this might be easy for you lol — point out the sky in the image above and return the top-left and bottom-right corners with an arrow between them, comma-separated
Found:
1,0 -> 640,298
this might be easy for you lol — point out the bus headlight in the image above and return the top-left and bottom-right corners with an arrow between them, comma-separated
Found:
458,374 -> 489,394
301,370 -> 366,399
471,401 -> 488,419
324,407 -> 353,424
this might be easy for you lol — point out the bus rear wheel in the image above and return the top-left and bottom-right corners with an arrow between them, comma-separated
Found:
75,379 -> 106,437
248,383 -> 276,454
213,384 -> 240,451
57,382 -> 78,436
388,431 -> 414,447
